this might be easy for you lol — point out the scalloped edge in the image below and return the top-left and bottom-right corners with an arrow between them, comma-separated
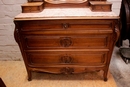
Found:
44,0 -> 87,4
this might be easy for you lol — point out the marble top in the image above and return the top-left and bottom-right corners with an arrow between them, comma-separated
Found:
15,8 -> 119,20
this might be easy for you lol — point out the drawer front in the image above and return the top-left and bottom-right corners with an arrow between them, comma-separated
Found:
22,6 -> 42,13
19,20 -> 113,31
31,67 -> 105,74
92,5 -> 111,11
23,35 -> 110,49
27,50 -> 108,66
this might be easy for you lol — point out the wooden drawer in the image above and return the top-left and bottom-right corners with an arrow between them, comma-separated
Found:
27,50 -> 108,66
91,5 -> 111,12
14,17 -> 119,81
21,2 -> 44,13
90,1 -> 112,12
31,67 -> 105,74
19,20 -> 113,31
23,34 -> 110,49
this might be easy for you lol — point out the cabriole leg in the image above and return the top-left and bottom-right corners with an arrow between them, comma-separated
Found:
27,70 -> 32,81
103,70 -> 108,81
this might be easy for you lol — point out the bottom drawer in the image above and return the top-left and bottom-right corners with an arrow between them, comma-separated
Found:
26,50 -> 108,66
31,67 -> 105,74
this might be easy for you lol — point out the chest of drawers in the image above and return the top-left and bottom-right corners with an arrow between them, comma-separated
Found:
14,18 -> 119,81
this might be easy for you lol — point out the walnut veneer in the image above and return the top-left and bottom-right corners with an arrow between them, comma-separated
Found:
14,1 -> 119,81
14,18 -> 119,81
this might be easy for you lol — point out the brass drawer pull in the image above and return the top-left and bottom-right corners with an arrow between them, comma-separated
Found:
61,55 -> 73,63
60,37 -> 72,47
61,67 -> 74,74
29,7 -> 32,12
63,23 -> 69,29
101,6 -> 104,11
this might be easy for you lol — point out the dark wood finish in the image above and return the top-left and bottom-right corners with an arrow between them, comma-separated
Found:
0,78 -> 6,87
21,2 -> 44,13
14,18 -> 119,81
90,1 -> 112,12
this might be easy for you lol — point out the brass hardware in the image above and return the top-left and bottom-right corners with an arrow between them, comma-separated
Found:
61,55 -> 73,63
60,37 -> 72,47
63,23 -> 69,29
61,67 -> 74,74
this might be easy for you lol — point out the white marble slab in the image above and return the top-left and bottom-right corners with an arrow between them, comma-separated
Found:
15,8 -> 118,19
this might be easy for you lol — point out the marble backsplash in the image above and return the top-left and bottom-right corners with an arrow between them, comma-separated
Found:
15,7 -> 118,19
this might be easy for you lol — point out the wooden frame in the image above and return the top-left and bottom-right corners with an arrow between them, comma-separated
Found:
14,0 -> 119,81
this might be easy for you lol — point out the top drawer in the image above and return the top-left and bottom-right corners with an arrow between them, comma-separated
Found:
19,19 -> 113,31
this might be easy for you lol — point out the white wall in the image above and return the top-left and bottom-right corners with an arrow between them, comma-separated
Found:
0,0 -> 122,61
0,0 -> 26,60
108,0 -> 122,15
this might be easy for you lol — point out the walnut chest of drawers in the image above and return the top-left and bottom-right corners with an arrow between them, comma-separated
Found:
14,7 -> 119,81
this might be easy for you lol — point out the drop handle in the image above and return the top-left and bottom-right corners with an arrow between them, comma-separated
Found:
29,7 -> 32,12
61,56 -> 73,63
101,6 -> 104,11
61,67 -> 74,74
60,37 -> 72,47
63,23 -> 69,29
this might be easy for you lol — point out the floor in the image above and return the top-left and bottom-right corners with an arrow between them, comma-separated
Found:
0,61 -> 117,87
110,40 -> 130,87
